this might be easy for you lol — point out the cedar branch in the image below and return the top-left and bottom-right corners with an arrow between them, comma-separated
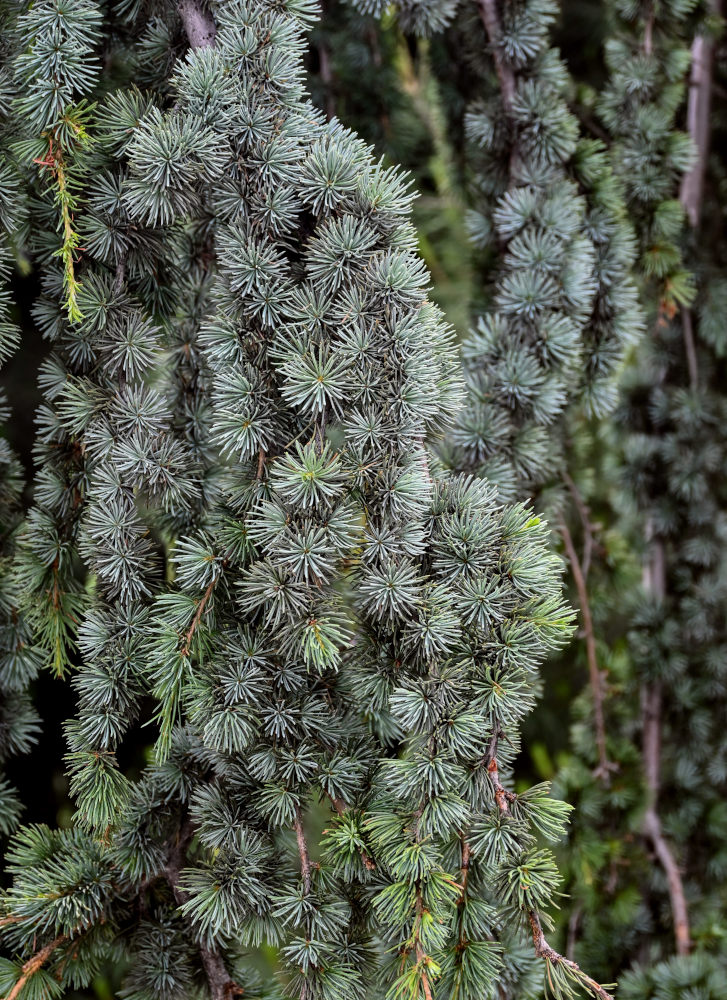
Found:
486,739 -> 615,1000
3,934 -> 68,1000
529,911 -> 615,1000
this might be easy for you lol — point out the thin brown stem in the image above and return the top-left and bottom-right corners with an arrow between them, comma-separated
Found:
640,534 -> 691,955
643,15 -> 654,56
641,679 -> 691,954
113,254 -> 127,296
642,806 -> 691,956
292,807 -> 314,1000
563,471 -> 594,580
3,934 -> 68,1000
486,747 -> 516,814
180,574 -> 219,657
459,837 -> 471,901
681,309 -> 699,390
560,518 -> 616,783
293,807 -> 313,896
529,911 -> 615,1000
566,905 -> 583,961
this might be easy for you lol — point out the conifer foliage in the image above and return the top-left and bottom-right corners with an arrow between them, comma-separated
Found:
443,0 -> 644,499
0,1 -> 605,1000
555,1 -> 727,991
352,0 -> 644,500
0,13 -> 38,840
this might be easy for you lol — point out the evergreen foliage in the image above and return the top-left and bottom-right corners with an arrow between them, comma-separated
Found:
349,0 -> 644,499
443,0 -> 643,499
0,9 -> 38,838
0,2 -> 601,999
554,1 -> 727,993
2,1 -> 727,999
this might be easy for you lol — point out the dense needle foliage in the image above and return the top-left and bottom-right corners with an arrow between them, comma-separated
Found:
2,0 -> 727,999
0,1 -> 601,1000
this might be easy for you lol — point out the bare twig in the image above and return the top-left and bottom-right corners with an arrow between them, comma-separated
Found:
529,911 -> 615,1000
178,0 -> 216,48
113,253 -> 127,296
563,471 -> 594,580
643,14 -> 654,57
3,934 -> 68,1000
678,7 -> 720,387
560,518 -> 616,783
640,535 -> 691,955
476,0 -> 516,112
566,905 -> 583,961
642,805 -> 691,956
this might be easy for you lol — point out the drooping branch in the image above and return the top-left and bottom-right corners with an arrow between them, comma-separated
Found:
528,911 -> 615,1000
560,518 -> 616,783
